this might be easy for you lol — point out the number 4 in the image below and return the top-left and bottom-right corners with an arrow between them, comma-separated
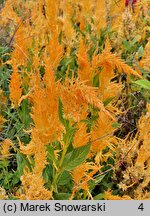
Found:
138,203 -> 144,211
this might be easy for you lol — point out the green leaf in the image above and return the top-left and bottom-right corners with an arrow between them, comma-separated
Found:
132,79 -> 150,90
104,97 -> 115,107
58,97 -> 65,124
16,154 -> 24,177
57,170 -> 72,186
92,73 -> 99,87
47,145 -> 57,163
112,123 -> 121,128
130,35 -> 140,46
58,31 -> 63,44
58,97 -> 69,128
43,164 -> 53,183
94,193 -> 104,200
138,46 -> 144,58
54,193 -> 72,200
12,153 -> 32,187
89,174 -> 105,191
63,126 -> 77,146
123,40 -> 130,51
63,143 -> 91,171
15,153 -> 32,178
64,57 -> 74,67
11,175 -> 20,186
133,62 -> 150,78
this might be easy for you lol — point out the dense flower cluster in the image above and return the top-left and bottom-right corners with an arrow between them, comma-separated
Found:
0,0 -> 149,200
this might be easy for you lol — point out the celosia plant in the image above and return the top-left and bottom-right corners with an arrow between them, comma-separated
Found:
0,0 -> 149,200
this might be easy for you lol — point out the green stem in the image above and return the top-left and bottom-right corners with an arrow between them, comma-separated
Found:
50,141 -> 69,193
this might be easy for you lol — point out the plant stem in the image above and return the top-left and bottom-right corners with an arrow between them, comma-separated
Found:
50,140 -> 69,194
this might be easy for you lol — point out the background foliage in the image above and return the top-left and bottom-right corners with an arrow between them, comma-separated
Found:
0,0 -> 150,200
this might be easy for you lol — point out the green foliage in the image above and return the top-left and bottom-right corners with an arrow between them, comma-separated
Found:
132,79 -> 150,90
54,193 -> 72,200
57,170 -> 72,186
0,0 -> 150,200
63,143 -> 91,171
58,97 -> 69,128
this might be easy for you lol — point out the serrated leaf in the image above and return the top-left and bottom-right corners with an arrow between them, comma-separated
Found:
133,79 -> 150,90
63,143 -> 91,170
